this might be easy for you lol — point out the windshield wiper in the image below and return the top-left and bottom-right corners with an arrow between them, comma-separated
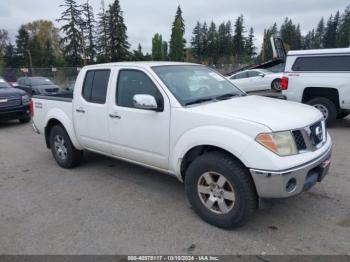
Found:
185,97 -> 215,106
215,93 -> 241,100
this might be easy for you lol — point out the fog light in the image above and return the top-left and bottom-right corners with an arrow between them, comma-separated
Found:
286,178 -> 297,193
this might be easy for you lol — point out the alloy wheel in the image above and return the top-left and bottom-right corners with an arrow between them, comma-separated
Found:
197,172 -> 236,214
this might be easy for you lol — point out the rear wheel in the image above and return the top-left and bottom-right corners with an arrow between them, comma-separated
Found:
271,79 -> 281,91
185,152 -> 257,228
307,97 -> 337,126
49,125 -> 83,169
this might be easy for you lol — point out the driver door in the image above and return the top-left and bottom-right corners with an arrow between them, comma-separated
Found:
108,68 -> 170,170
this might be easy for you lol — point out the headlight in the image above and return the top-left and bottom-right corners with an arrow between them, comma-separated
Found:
22,95 -> 30,104
256,131 -> 298,156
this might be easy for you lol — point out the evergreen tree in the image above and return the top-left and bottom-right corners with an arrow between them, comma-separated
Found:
232,15 -> 246,60
57,0 -> 83,65
96,0 -> 109,62
162,41 -> 168,60
201,22 -> 209,61
245,27 -> 256,58
107,0 -> 130,61
82,0 -> 96,63
338,5 -> 350,47
207,22 -> 219,64
173,5 -> 185,35
314,18 -> 325,48
15,26 -> 30,66
132,43 -> 145,61
152,33 -> 163,60
190,21 -> 202,61
217,21 -> 232,59
4,43 -> 17,68
295,24 -> 302,49
169,6 -> 185,61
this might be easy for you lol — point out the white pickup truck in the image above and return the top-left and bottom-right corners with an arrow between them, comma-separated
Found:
31,62 -> 332,228
282,48 -> 350,125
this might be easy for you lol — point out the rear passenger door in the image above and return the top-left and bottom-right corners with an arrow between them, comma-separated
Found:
74,69 -> 112,153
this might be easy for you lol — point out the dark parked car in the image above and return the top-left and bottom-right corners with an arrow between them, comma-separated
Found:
0,77 -> 31,123
16,77 -> 59,96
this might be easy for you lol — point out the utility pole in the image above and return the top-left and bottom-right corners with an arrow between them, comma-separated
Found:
27,49 -> 34,76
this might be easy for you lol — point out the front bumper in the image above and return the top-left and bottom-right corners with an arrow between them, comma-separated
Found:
250,145 -> 332,198
0,105 -> 30,121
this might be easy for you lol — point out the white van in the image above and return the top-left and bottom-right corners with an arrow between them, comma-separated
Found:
282,48 -> 350,125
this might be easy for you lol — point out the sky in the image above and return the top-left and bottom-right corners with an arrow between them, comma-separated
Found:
0,0 -> 349,53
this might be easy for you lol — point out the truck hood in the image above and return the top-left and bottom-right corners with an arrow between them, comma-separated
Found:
191,95 -> 323,131
0,87 -> 25,97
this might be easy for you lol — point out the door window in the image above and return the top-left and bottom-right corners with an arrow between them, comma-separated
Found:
82,70 -> 110,104
232,72 -> 248,79
247,71 -> 260,78
116,70 -> 163,109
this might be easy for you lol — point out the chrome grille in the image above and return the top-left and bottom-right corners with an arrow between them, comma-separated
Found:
0,97 -> 21,108
292,120 -> 326,153
292,130 -> 307,151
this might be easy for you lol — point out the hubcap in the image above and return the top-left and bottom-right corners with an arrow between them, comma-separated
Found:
197,172 -> 235,214
54,135 -> 68,161
313,104 -> 329,120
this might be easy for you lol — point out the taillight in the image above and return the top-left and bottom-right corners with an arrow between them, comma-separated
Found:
281,77 -> 289,90
29,98 -> 34,117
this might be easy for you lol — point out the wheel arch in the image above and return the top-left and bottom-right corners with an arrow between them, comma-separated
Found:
302,87 -> 340,107
171,126 -> 254,181
44,109 -> 83,150
180,145 -> 248,181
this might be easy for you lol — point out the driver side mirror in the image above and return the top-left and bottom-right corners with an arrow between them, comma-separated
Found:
133,94 -> 162,111
259,73 -> 265,78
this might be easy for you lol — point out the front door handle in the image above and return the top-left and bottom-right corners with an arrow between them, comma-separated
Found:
76,108 -> 85,114
109,113 -> 121,119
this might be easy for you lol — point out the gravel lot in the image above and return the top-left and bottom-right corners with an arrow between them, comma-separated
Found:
0,117 -> 349,255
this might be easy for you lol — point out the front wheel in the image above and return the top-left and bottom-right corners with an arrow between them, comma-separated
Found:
185,152 -> 257,228
307,97 -> 337,126
49,125 -> 83,169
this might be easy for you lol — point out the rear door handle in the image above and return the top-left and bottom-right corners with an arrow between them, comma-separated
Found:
76,108 -> 85,114
109,113 -> 121,119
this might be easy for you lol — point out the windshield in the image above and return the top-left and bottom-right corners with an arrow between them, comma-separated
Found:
31,77 -> 54,86
0,78 -> 12,88
152,65 -> 245,106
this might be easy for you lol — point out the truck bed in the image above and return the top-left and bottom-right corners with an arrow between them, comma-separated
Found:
32,93 -> 73,135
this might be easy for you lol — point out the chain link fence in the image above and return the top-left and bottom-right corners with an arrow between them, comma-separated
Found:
0,67 -> 81,89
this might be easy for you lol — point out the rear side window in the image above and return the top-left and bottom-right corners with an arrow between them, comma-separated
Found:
292,55 -> 350,72
248,71 -> 260,77
82,70 -> 110,104
232,72 -> 248,79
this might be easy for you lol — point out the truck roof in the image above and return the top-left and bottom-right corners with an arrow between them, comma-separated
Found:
83,61 -> 199,69
288,48 -> 350,56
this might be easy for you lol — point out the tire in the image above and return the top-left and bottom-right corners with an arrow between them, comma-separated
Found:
185,152 -> 257,229
307,97 -> 337,126
19,117 -> 31,123
271,79 -> 281,91
337,112 -> 349,119
49,125 -> 83,169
